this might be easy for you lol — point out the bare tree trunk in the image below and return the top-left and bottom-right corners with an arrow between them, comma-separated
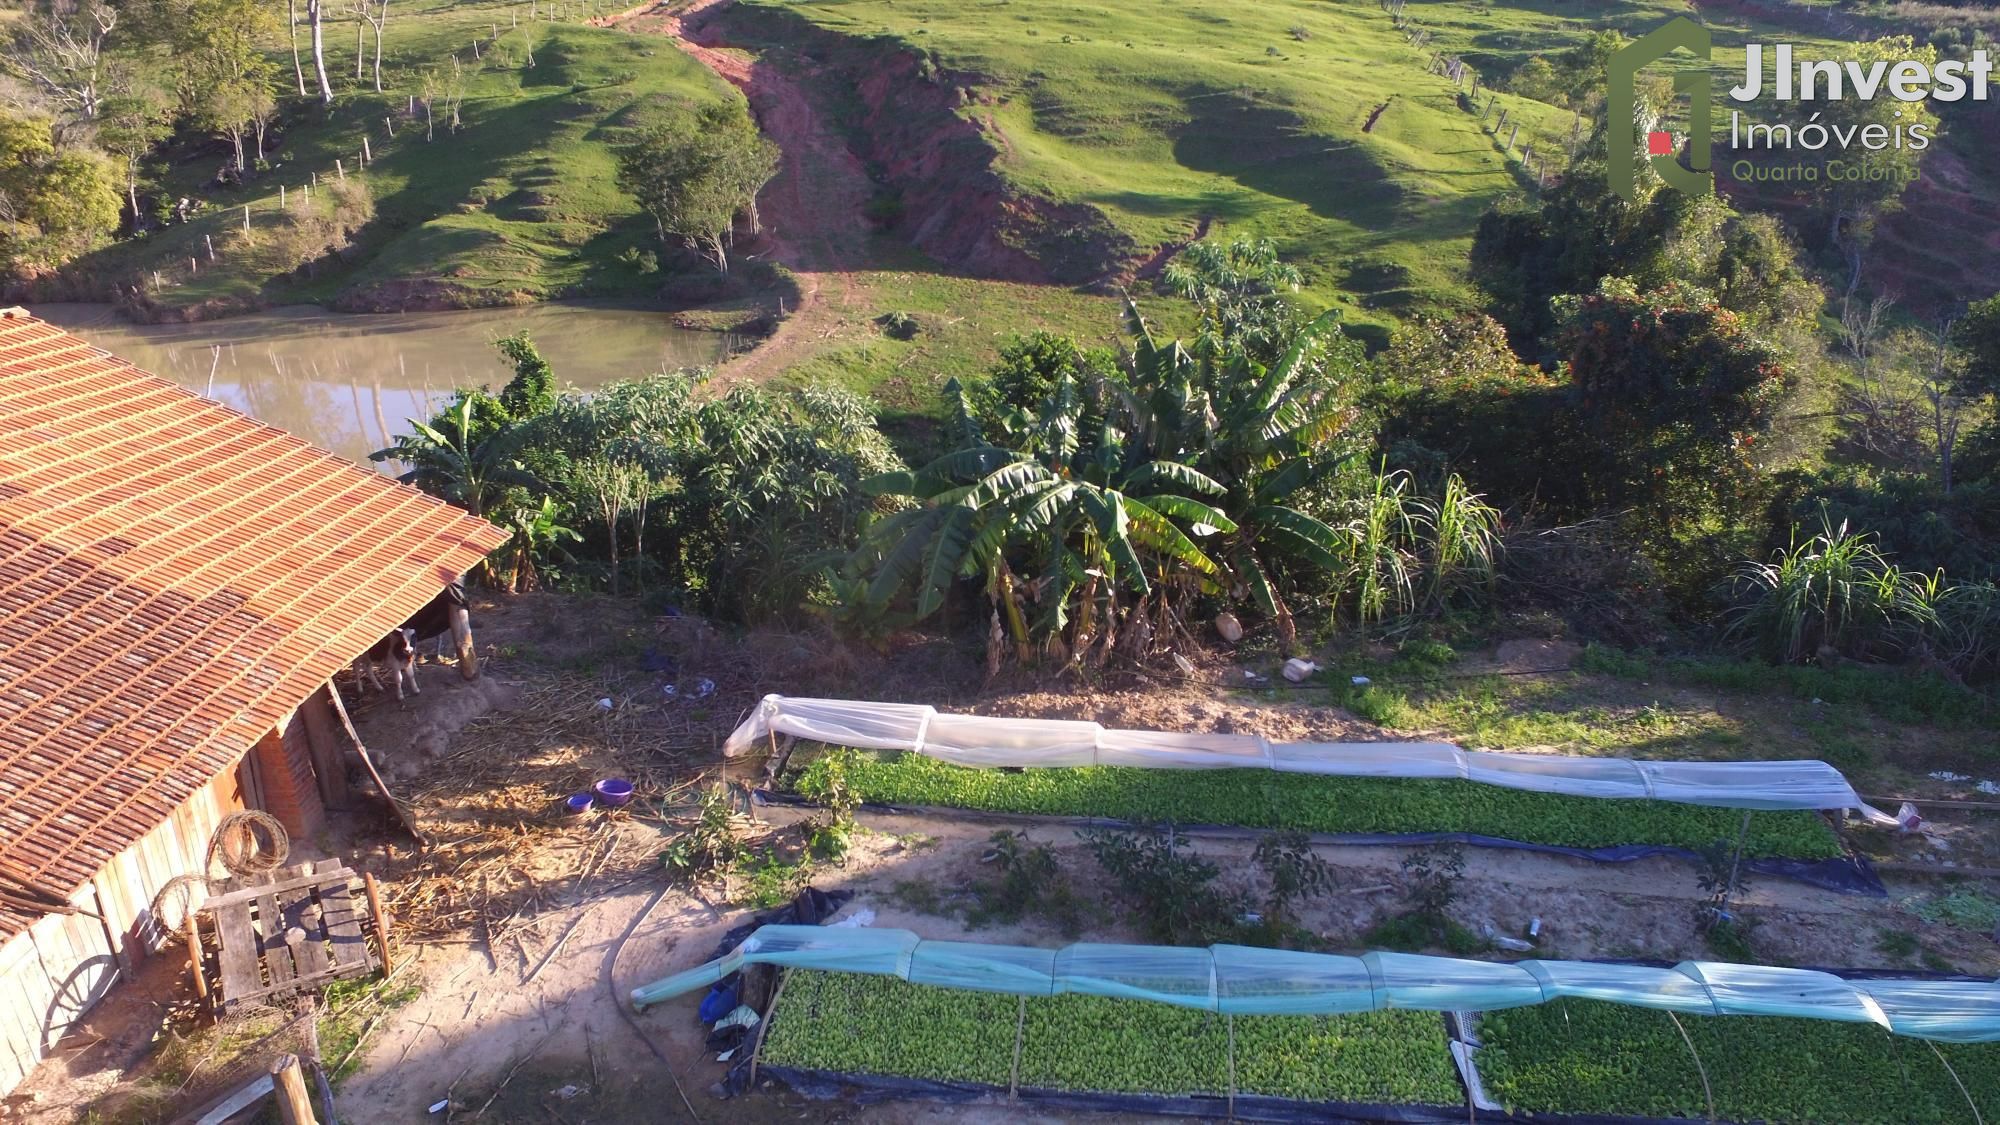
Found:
424,101 -> 433,141
308,0 -> 334,105
356,20 -> 364,80
288,0 -> 308,94
370,0 -> 388,93
127,177 -> 141,222
231,127 -> 247,173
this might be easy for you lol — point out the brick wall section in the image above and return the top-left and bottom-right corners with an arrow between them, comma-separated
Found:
250,710 -> 326,839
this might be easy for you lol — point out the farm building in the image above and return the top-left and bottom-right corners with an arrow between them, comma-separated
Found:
0,308 -> 507,1095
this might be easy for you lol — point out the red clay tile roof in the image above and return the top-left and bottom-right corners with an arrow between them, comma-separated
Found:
0,309 -> 507,939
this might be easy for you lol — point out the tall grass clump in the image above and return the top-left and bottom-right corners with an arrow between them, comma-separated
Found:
1725,518 -> 1937,664
1335,467 -> 1502,625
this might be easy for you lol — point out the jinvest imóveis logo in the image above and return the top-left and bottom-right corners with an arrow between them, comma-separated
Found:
1609,17 -> 1990,202
1608,18 -> 1713,202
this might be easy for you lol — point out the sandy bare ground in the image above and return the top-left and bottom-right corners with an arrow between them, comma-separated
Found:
329,796 -> 1995,1123
613,0 -> 875,386
15,594 -> 1995,1122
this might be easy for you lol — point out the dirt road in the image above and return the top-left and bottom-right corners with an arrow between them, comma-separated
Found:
615,0 -> 877,384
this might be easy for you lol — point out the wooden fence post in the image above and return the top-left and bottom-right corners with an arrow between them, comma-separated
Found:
271,1054 -> 318,1125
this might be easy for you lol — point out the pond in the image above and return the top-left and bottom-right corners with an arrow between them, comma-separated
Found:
29,302 -> 738,466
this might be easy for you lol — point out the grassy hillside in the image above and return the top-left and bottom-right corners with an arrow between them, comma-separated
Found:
719,0 -> 1587,338
716,0 -> 1955,335
62,0 -> 744,316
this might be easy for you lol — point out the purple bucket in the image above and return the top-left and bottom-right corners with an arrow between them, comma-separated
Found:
593,778 -> 635,807
563,792 -> 595,816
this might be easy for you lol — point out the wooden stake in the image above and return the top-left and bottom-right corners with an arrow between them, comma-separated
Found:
448,601 -> 478,680
363,871 -> 393,973
185,914 -> 209,1009
335,159 -> 344,180
1507,121 -> 1520,151
190,256 -> 198,273
205,234 -> 215,260
383,115 -> 394,138
279,185 -> 286,209
362,136 -> 372,163
271,1054 -> 318,1125
327,680 -> 428,847
243,204 -> 251,235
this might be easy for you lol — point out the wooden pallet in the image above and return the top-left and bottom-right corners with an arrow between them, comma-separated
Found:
193,859 -> 389,1015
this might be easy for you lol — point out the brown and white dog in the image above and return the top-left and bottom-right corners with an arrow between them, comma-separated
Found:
356,628 -> 420,700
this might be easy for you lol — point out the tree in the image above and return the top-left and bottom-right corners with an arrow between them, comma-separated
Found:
571,452 -> 656,596
0,110 -> 122,274
0,0 -> 121,129
142,0 -> 280,171
418,65 -> 440,140
1918,318 -> 1968,494
97,83 -> 176,222
1808,38 -> 1939,258
495,331 -> 558,418
1955,293 -> 2000,402
355,0 -> 389,94
1552,277 -> 1792,538
306,0 -> 334,105
285,0 -> 307,95
1120,303 -> 1361,645
1159,237 -> 1304,360
616,103 -> 778,274
501,496 -> 580,592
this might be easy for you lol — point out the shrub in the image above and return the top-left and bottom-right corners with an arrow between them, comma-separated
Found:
659,785 -> 744,882
876,310 -> 920,340
965,830 -> 1086,934
1725,517 -> 1939,664
1080,825 -> 1248,945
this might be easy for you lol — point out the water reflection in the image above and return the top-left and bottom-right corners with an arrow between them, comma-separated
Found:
31,303 -> 735,467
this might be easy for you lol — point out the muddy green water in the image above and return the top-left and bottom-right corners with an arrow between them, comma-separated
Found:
30,302 -> 736,466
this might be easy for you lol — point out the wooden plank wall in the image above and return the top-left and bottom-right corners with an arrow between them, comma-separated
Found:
92,765 -> 247,966
0,887 -> 116,1096
0,762 -> 247,1096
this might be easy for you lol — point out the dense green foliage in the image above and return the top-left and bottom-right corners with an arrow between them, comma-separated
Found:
760,970 -> 1463,1105
786,750 -> 1844,858
852,286 -> 1501,657
6,0 -> 753,310
1724,517 -> 2000,677
616,102 -> 779,275
377,332 -> 902,619
1479,999 -> 2000,1124
0,109 -> 122,271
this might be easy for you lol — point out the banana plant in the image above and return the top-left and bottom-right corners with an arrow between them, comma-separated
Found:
1122,300 -> 1359,647
371,394 -> 541,519
857,369 -> 1234,656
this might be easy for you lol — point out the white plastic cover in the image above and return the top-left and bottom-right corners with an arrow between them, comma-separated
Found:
631,925 -> 2000,1042
725,694 -> 1888,819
